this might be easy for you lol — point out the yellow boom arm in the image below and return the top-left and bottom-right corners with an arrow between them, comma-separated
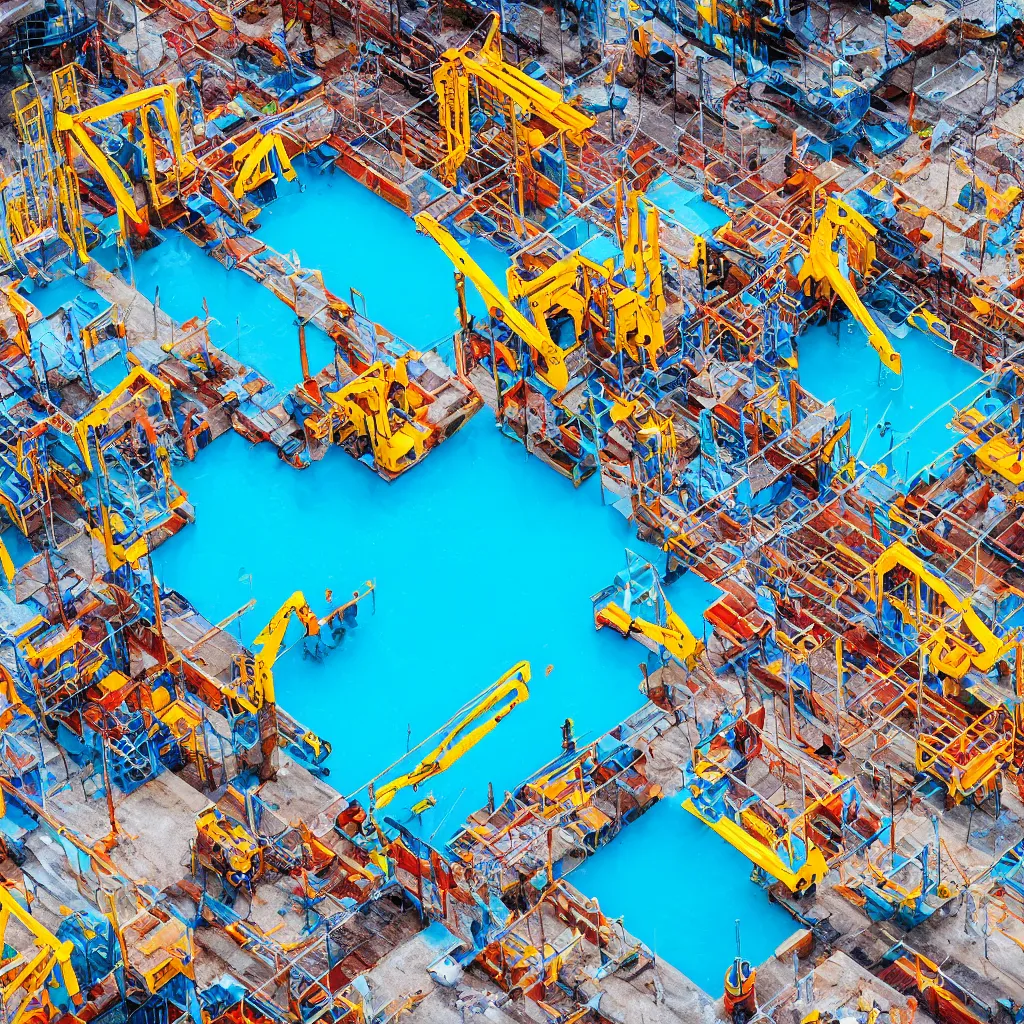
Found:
872,541 -> 1013,678
624,190 -> 665,318
0,886 -> 81,1024
231,131 -> 297,200
60,120 -> 143,223
237,590 -> 319,711
596,600 -> 704,670
415,213 -> 570,390
374,661 -> 531,808
74,365 -> 172,472
683,789 -> 829,893
54,80 -> 194,223
798,197 -> 901,375
433,15 -> 594,184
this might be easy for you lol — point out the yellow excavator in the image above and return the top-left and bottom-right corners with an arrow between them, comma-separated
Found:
229,131 -> 297,200
72,367 -> 185,570
0,886 -> 81,1024
417,185 -> 667,390
871,541 -> 1015,680
595,592 -> 704,670
798,197 -> 901,375
433,15 -> 594,184
415,213 -> 571,391
683,757 -> 830,894
325,360 -> 430,476
52,66 -> 194,226
512,191 -> 666,370
233,591 -> 322,780
373,661 -> 530,808
72,366 -> 172,474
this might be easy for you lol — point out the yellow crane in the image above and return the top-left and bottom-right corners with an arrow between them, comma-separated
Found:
871,541 -> 1015,680
798,198 -> 901,375
72,366 -> 184,570
0,886 -> 81,1024
433,15 -> 594,185
233,591 -> 321,780
417,188 -> 667,389
52,67 -> 194,226
416,213 -> 572,390
373,661 -> 530,809
325,360 -> 430,476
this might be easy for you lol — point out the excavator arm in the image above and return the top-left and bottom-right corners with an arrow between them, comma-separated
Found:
415,213 -> 570,390
798,198 -> 901,375
433,57 -> 471,185
623,190 -> 665,316
433,14 -> 593,184
231,131 -> 297,200
374,661 -> 530,808
65,83 -> 191,165
872,541 -> 1013,678
241,590 -> 320,710
597,601 -> 704,670
53,79 -> 193,223
57,119 -> 144,224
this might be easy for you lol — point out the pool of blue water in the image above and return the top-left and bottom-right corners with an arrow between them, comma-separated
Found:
569,799 -> 794,993
129,233 -> 335,390
646,173 -> 730,238
155,410 -> 795,991
141,167 -> 794,987
121,169 -> 510,393
255,166 -> 511,354
154,418 -> 714,822
798,320 -> 984,477
2,527 -> 35,570
20,272 -> 90,317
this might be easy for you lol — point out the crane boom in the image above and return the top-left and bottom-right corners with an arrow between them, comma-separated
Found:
374,661 -> 530,809
798,197 -> 901,375
233,590 -> 320,781
414,213 -> 570,391
433,15 -> 594,184
242,590 -> 320,711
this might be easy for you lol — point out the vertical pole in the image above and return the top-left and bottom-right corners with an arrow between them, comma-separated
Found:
454,271 -> 469,380
835,636 -> 844,747
888,766 -> 896,863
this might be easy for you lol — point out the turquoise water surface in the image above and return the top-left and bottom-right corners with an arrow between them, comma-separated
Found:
130,233 -> 335,389
570,798 -> 794,994
122,167 -> 510,391
255,166 -> 511,352
798,320 -> 983,477
154,418 -> 710,825
153,388 -> 793,993
21,272 -> 90,316
139,168 -> 795,989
